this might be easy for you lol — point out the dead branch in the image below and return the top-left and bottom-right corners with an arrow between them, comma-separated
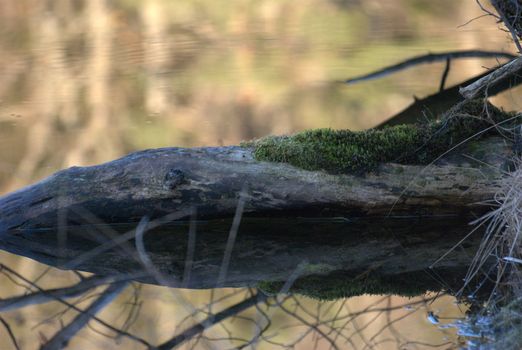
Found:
0,264 -> 153,348
377,61 -> 522,128
0,134 -> 514,289
460,56 -> 522,99
0,316 -> 20,350
343,50 -> 515,85
0,273 -> 144,313
40,281 -> 129,350
0,137 -> 513,234
157,292 -> 267,350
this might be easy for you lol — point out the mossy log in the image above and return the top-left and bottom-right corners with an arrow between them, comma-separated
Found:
0,133 -> 513,295
0,136 -> 513,233
1,101 -> 517,232
0,217 -> 495,297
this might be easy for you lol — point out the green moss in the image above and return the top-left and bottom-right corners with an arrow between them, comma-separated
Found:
257,270 -> 444,301
244,100 -> 518,174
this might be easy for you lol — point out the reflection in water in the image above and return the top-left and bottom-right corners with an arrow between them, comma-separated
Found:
0,0 -> 516,349
0,217 -> 481,349
0,253 -> 467,349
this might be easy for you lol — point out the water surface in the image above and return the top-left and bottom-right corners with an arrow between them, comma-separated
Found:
0,1 -> 515,349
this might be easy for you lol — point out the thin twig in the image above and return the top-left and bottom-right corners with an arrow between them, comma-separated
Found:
40,281 -> 129,350
439,58 -> 451,91
0,316 -> 20,350
157,293 -> 267,350
182,207 -> 198,287
0,264 -> 153,348
216,185 -> 247,287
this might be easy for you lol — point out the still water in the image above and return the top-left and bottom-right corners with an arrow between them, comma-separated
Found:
0,1 -> 517,349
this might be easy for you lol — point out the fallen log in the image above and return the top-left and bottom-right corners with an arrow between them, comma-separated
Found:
0,100 -> 517,294
0,136 -> 512,233
2,100 -> 517,231
0,137 -> 510,296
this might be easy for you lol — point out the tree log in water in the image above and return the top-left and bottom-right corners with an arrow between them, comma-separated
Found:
0,135 -> 513,295
0,137 -> 512,232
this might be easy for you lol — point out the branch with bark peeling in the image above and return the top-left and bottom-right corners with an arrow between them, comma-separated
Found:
460,56 -> 522,99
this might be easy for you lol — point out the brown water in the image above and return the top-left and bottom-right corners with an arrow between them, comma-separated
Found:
0,1 -> 518,349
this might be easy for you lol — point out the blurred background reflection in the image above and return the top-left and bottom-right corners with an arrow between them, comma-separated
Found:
0,0 -> 518,349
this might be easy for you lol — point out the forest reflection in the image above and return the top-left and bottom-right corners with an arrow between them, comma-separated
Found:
0,0 -> 517,349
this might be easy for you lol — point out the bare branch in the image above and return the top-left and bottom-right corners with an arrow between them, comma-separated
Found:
181,208 -> 198,287
278,301 -> 340,350
157,293 -> 268,350
344,50 -> 515,85
476,0 -> 500,18
460,56 -> 522,99
0,264 -> 152,348
40,281 -> 129,350
378,59 -> 522,128
439,58 -> 451,92
0,273 -> 144,313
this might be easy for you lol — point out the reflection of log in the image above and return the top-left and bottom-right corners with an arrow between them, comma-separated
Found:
0,136 -> 509,294
0,217 -> 494,296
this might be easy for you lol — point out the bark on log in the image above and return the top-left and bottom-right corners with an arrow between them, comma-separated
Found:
0,137 -> 510,293
0,137 -> 511,233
